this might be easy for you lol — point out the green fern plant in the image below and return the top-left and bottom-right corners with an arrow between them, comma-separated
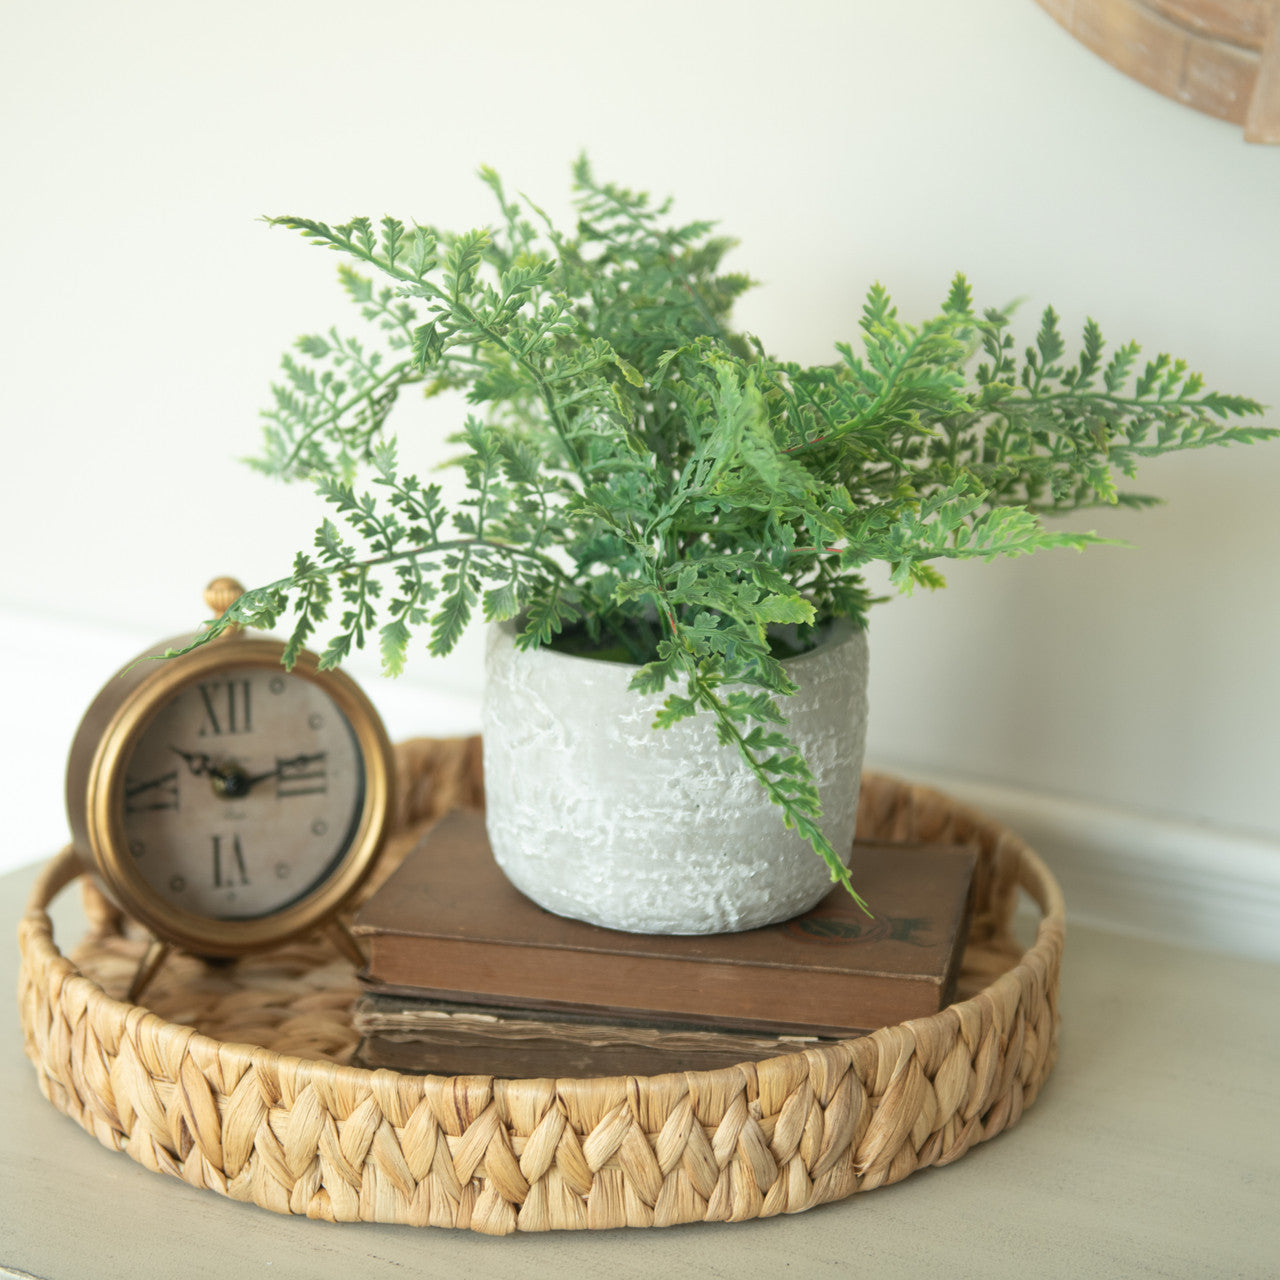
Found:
186,158 -> 1273,908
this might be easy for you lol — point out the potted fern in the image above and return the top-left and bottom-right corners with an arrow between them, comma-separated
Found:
193,159 -> 1272,931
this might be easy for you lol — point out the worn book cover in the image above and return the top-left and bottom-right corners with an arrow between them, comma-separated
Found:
352,808 -> 976,1039
351,995 -> 827,1077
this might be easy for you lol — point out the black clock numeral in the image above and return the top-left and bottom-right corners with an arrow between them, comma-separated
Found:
198,680 -> 252,736
124,770 -> 179,813
211,833 -> 250,887
276,755 -> 328,799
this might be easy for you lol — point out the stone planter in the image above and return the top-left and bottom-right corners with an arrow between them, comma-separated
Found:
481,619 -> 870,934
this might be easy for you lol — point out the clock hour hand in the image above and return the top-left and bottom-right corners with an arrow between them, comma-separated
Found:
171,746 -> 222,779
171,745 -> 248,798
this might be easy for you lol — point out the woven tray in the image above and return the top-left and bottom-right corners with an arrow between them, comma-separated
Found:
18,737 -> 1064,1234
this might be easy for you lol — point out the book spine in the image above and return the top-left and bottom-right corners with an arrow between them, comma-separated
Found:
361,934 -> 941,1038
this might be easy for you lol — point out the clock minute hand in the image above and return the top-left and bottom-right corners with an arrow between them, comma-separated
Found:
241,752 -> 329,790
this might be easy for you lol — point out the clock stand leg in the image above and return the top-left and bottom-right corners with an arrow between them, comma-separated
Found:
127,938 -> 173,1005
324,919 -> 367,970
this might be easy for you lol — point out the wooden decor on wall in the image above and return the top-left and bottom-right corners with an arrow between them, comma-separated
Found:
1035,0 -> 1280,141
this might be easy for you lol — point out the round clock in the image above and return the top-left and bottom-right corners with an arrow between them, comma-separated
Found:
66,578 -> 396,1001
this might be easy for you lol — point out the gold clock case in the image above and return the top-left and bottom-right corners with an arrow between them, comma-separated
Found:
66,633 -> 396,959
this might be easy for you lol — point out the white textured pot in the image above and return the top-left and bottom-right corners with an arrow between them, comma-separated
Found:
482,618 -> 869,934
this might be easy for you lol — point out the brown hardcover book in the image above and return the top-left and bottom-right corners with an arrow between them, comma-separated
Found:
351,995 -> 827,1077
351,808 -> 976,1040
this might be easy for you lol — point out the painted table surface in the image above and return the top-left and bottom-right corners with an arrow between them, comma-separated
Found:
3,858 -> 1278,1280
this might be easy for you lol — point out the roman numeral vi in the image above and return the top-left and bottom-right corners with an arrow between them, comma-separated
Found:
211,833 -> 250,887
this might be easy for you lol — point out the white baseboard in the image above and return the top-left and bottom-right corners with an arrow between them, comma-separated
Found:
880,763 -> 1280,964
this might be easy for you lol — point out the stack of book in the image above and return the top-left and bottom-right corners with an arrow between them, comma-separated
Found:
350,808 -> 976,1076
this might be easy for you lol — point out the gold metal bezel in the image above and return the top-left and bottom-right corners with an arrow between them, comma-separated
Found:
72,636 -> 395,958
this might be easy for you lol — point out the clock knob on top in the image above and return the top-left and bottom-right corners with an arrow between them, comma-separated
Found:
203,575 -> 246,617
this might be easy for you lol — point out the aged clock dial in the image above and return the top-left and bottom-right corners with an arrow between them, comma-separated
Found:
120,662 -> 366,921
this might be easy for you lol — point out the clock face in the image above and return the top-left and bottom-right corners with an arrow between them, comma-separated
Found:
118,663 -> 366,921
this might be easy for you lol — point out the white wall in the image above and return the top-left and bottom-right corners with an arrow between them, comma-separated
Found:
4,1 -> 1279,877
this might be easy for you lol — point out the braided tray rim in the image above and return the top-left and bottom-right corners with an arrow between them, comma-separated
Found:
18,738 -> 1064,1234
